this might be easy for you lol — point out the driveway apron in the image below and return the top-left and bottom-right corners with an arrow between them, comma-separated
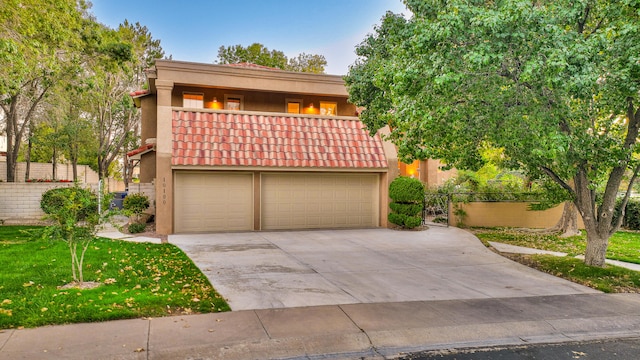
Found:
169,227 -> 598,310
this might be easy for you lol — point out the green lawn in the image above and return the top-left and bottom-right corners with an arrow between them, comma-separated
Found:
0,226 -> 229,329
473,228 -> 640,264
472,228 -> 640,293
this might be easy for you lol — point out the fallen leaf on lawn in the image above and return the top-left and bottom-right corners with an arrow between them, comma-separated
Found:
23,281 -> 34,287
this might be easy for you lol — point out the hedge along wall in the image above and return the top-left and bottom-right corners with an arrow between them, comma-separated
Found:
0,183 -> 155,225
453,201 -> 585,229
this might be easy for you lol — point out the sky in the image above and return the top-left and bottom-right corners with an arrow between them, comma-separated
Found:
89,0 -> 410,75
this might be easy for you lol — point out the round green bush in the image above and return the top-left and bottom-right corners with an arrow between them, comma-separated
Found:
128,222 -> 147,234
389,202 -> 424,217
404,216 -> 423,228
388,213 -> 407,227
40,186 -> 98,220
389,177 -> 425,203
123,193 -> 150,215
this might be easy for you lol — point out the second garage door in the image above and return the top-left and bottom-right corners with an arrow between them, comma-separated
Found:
174,172 -> 253,233
261,173 -> 379,230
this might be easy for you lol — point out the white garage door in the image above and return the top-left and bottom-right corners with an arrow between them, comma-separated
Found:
174,172 -> 253,232
261,173 -> 379,230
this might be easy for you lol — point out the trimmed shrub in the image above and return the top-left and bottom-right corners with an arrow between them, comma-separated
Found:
389,176 -> 425,203
123,193 -> 150,216
389,202 -> 424,216
388,176 -> 425,229
128,222 -> 147,234
404,215 -> 423,228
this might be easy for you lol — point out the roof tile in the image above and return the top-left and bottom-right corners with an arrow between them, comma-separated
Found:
172,111 -> 388,169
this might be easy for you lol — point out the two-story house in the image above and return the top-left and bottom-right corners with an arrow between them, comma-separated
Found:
128,60 -> 408,235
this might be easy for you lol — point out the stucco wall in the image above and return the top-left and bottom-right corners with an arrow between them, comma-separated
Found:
0,183 -> 155,225
454,202 -> 585,229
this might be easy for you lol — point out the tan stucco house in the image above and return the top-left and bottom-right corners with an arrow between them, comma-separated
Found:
128,60 -> 411,235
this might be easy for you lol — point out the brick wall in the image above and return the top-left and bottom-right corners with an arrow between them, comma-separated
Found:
0,182 -> 155,225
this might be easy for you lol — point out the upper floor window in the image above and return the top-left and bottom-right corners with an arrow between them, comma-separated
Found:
286,98 -> 302,114
320,101 -> 337,116
224,94 -> 244,110
183,93 -> 204,108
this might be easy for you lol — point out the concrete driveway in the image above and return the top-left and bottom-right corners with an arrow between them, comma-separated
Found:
169,227 -> 598,310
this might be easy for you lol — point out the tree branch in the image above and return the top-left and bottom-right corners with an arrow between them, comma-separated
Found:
541,166 -> 574,195
577,4 -> 591,34
610,163 -> 640,236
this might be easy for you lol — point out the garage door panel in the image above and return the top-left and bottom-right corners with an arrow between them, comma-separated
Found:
175,172 -> 253,233
262,173 -> 379,230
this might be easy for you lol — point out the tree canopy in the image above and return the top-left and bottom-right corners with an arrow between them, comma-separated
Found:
1,0 -> 164,183
346,0 -> 640,266
216,43 -> 327,73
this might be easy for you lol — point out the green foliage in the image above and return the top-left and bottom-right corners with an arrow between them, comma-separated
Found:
0,227 -> 229,329
287,53 -> 327,74
403,215 -> 423,229
389,202 -> 423,216
40,184 -> 100,284
389,176 -> 425,203
473,228 -> 640,265
123,193 -> 150,216
217,42 -> 326,73
388,212 -> 408,227
346,0 -> 640,264
127,222 -> 146,234
388,176 -> 424,229
524,255 -> 640,293
475,228 -> 640,292
614,198 -> 640,230
40,186 -> 97,221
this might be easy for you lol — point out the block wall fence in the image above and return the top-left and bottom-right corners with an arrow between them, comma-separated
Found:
0,183 -> 155,225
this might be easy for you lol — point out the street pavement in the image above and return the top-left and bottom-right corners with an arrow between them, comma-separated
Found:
1,227 -> 639,359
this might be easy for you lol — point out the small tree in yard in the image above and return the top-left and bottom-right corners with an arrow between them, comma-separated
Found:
123,193 -> 150,233
389,176 -> 425,229
41,185 -> 100,286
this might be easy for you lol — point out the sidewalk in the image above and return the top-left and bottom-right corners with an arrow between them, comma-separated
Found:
489,241 -> 640,272
1,293 -> 640,359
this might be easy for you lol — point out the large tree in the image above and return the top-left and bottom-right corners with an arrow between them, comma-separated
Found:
217,43 -> 326,73
346,1 -> 640,267
0,0 -> 86,182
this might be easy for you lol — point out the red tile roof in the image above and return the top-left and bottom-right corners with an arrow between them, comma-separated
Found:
172,111 -> 388,169
127,143 -> 155,157
129,89 -> 150,98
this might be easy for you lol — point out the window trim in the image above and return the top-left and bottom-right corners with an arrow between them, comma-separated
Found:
224,94 -> 244,111
182,92 -> 204,109
285,98 -> 303,114
319,101 -> 338,116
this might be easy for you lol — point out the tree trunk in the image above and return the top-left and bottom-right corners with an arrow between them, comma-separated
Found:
25,128 -> 32,181
52,146 -> 57,180
551,202 -> 580,237
584,231 -> 608,267
6,101 -> 17,182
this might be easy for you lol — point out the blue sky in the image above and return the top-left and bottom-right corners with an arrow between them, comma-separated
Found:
89,0 -> 409,75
